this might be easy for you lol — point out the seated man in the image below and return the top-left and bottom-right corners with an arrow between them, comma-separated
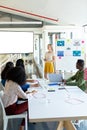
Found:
64,59 -> 86,91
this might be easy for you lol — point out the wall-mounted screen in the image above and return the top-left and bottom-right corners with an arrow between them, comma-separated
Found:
0,31 -> 33,53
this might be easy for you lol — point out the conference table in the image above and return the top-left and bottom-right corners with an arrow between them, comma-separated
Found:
27,79 -> 87,130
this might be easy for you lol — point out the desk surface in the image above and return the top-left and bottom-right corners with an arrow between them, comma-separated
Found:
27,79 -> 87,123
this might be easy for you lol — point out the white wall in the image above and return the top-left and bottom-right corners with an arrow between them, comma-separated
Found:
42,26 -> 86,72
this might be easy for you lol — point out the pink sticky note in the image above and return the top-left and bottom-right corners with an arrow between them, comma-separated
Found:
82,40 -> 85,43
59,56 -> 61,59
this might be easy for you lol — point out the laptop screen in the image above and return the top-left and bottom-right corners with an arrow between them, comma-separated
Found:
48,73 -> 63,83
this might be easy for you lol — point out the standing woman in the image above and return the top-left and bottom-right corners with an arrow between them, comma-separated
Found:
16,59 -> 39,91
44,44 -> 55,79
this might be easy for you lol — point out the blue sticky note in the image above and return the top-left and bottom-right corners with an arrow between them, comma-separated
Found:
57,40 -> 65,46
73,51 -> 81,56
57,51 -> 64,57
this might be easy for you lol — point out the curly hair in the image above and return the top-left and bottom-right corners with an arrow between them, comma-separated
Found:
6,66 -> 26,86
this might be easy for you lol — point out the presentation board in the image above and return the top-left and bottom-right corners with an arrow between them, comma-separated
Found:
55,39 -> 85,72
0,31 -> 33,53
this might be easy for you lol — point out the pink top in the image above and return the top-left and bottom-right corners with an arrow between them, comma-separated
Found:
84,68 -> 87,80
1,80 -> 27,108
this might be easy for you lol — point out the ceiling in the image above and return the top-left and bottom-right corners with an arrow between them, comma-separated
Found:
0,0 -> 87,27
0,11 -> 45,28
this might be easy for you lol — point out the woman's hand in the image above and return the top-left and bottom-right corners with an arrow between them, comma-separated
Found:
31,83 -> 39,87
26,90 -> 37,94
26,79 -> 35,82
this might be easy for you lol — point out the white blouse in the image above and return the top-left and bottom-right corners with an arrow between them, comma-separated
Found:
1,80 -> 27,108
45,51 -> 54,61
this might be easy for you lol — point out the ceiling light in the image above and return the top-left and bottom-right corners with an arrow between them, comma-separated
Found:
0,21 -> 42,24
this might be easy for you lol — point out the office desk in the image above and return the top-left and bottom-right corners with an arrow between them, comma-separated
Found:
28,80 -> 87,130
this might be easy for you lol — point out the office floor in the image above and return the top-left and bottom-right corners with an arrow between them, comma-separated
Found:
28,121 -> 87,130
75,120 -> 87,130
0,120 -> 87,130
28,122 -> 59,130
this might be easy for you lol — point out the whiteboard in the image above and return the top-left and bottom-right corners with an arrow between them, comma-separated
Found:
0,31 -> 33,53
55,39 -> 85,72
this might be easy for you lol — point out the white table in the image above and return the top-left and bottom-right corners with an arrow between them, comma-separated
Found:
28,79 -> 87,130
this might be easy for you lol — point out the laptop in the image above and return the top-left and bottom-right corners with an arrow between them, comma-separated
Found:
48,73 -> 63,85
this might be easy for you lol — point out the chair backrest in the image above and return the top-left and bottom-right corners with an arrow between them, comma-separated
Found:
0,91 -> 6,119
0,82 -> 4,91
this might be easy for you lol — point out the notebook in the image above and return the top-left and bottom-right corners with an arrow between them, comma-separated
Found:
48,73 -> 63,84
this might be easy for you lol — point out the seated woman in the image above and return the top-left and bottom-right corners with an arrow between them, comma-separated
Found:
1,61 -> 14,86
1,66 -> 29,130
16,59 -> 39,92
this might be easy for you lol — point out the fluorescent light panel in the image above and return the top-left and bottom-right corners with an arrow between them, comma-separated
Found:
0,21 -> 42,24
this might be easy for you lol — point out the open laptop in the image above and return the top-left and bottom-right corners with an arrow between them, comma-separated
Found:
48,73 -> 63,85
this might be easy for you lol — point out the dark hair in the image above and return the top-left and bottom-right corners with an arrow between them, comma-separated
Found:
6,66 -> 26,86
77,59 -> 84,68
16,59 -> 25,69
1,61 -> 14,79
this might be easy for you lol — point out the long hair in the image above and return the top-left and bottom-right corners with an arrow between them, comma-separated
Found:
16,59 -> 25,69
1,61 -> 14,79
47,44 -> 53,51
